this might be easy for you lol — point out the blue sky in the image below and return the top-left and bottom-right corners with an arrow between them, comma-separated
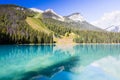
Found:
0,0 -> 120,22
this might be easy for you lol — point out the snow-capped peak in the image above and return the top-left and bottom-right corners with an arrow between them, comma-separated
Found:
44,9 -> 55,13
43,9 -> 65,21
67,13 -> 85,22
30,8 -> 43,13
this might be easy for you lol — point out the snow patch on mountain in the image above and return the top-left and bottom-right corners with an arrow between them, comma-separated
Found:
91,11 -> 120,30
43,9 -> 65,21
30,8 -> 43,13
67,13 -> 85,22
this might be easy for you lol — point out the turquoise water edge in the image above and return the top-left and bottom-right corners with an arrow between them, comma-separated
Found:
0,44 -> 120,80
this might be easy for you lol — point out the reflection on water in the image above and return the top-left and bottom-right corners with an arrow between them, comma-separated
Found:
0,44 -> 120,80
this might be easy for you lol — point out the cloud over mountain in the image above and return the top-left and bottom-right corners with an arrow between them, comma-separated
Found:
91,11 -> 120,29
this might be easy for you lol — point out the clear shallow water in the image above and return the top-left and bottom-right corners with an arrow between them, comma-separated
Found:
0,44 -> 120,80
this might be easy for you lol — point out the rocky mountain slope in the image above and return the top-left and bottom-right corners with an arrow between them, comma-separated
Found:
30,8 -> 102,31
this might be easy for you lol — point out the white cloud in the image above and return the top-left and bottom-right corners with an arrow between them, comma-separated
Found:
91,11 -> 120,29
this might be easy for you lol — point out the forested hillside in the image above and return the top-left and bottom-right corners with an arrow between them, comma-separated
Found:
73,30 -> 120,43
41,18 -> 120,43
0,5 -> 53,44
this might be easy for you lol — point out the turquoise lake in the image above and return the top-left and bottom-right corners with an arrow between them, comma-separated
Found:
0,44 -> 120,80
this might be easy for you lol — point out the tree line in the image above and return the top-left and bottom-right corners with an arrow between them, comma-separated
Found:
73,30 -> 120,43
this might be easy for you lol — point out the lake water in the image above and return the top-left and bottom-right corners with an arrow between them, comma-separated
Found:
0,44 -> 120,80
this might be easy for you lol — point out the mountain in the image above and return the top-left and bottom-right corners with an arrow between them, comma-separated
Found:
105,25 -> 120,32
41,9 -> 102,31
30,8 -> 102,31
42,9 -> 65,21
30,8 -> 43,13
92,11 -> 120,32
65,13 -> 103,31
66,13 -> 85,22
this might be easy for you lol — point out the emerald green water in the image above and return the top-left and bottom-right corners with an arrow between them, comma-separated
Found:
0,44 -> 120,80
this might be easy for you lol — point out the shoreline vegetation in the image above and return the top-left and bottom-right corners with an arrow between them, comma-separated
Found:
18,43 -> 120,46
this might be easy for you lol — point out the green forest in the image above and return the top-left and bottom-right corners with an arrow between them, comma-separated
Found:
0,5 -> 53,44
